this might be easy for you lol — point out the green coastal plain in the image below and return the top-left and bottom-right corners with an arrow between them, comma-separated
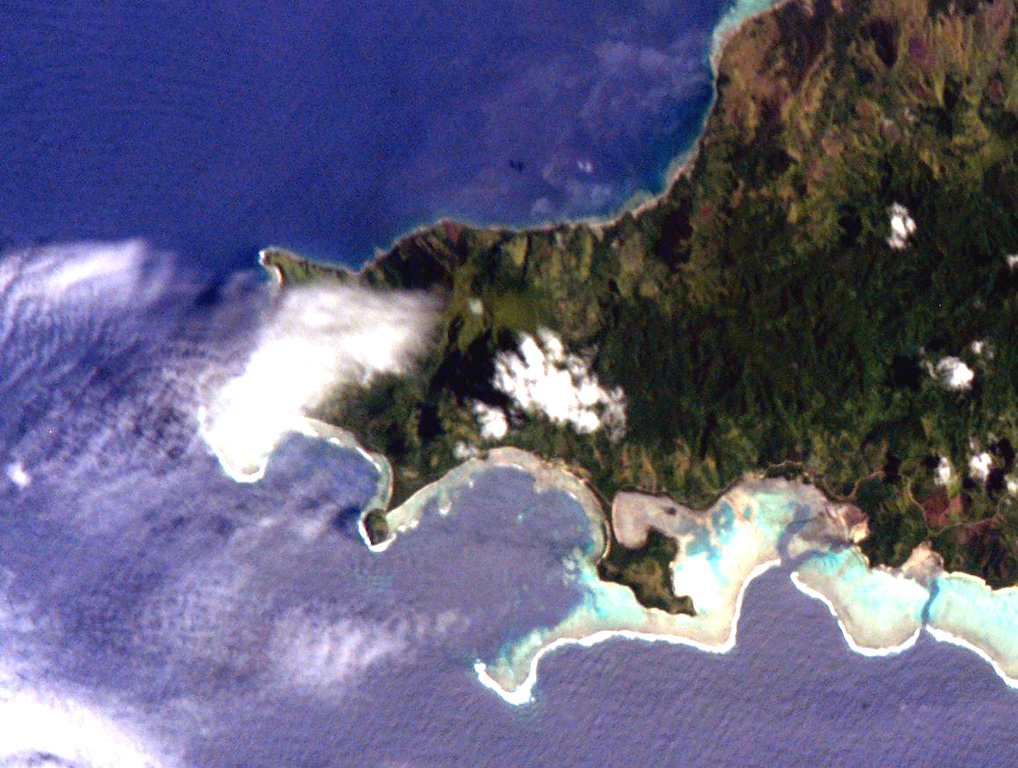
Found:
266,0 -> 1018,611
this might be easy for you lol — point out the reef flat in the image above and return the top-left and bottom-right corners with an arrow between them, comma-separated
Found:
210,0 -> 1018,699
346,463 -> 1018,702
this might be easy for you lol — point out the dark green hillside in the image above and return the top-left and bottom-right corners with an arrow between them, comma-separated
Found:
264,0 -> 1018,604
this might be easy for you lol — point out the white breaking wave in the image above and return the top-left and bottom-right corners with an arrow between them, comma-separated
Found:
199,282 -> 440,482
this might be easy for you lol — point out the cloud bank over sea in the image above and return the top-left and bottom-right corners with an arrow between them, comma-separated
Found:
199,280 -> 440,483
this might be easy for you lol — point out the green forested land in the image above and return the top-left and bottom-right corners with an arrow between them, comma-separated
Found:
265,0 -> 1018,601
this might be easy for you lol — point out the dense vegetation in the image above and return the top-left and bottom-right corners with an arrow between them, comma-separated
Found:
265,0 -> 1018,605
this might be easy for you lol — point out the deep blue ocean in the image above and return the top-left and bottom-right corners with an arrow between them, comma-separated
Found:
1,1 -> 1017,766
1,0 -> 715,270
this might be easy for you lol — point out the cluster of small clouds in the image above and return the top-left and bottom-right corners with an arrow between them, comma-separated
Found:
530,179 -> 618,220
584,38 -> 708,144
886,202 -> 917,249
937,440 -> 1017,495
200,283 -> 440,482
967,439 -> 1018,496
921,244 -> 1018,489
442,30 -> 707,223
479,329 -> 625,440
925,256 -> 1018,489
966,437 -> 1007,490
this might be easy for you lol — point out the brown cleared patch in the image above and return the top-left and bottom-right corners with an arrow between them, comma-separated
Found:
987,76 -> 1006,104
949,516 -> 1017,586
443,220 -> 463,244
921,487 -> 951,527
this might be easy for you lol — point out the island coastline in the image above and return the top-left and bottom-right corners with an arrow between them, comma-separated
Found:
200,0 -> 1018,702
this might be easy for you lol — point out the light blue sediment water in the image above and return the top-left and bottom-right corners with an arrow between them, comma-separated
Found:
927,573 -> 1018,683
792,548 -> 929,652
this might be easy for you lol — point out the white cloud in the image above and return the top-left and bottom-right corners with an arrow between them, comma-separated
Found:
472,401 -> 509,441
0,240 -> 178,325
493,330 -> 626,439
453,441 -> 480,460
934,356 -> 974,391
1006,254 -> 1018,270
5,461 -> 31,489
40,242 -> 145,295
935,456 -> 953,486
969,452 -> 993,483
200,283 -> 440,482
886,202 -> 917,249
269,611 -> 408,690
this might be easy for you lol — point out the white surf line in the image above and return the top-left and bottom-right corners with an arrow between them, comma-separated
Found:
257,248 -> 285,289
791,563 -> 1018,688
789,572 -> 922,658
936,569 -> 1018,596
925,627 -> 1018,691
474,558 -> 782,706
